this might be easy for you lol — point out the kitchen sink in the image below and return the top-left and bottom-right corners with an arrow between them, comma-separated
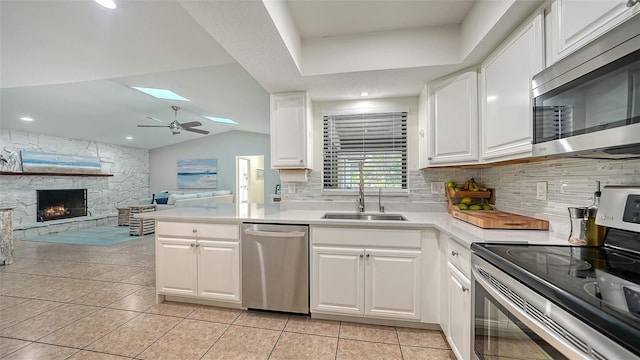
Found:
322,213 -> 408,221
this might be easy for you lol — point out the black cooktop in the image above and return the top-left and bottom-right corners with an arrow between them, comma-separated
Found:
472,230 -> 640,356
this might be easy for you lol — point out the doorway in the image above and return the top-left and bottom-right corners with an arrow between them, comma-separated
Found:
236,155 -> 265,204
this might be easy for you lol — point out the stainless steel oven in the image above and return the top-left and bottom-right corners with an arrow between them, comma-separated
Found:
471,186 -> 640,360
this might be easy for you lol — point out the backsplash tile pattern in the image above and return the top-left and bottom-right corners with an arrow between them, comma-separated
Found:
281,157 -> 640,237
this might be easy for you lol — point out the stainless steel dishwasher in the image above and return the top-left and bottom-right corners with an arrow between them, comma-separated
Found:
242,223 -> 309,314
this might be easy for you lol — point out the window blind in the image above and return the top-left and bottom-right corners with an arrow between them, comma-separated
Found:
323,112 -> 407,190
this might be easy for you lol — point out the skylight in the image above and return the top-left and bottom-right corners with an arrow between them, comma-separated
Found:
95,0 -> 116,9
204,116 -> 238,125
131,86 -> 190,101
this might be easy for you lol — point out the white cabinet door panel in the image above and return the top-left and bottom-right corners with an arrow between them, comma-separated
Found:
365,249 -> 421,320
157,238 -> 197,297
312,247 -> 364,315
481,13 -> 544,161
270,92 -> 311,169
197,240 -> 240,302
427,71 -> 479,165
447,262 -> 471,360
549,0 -> 640,64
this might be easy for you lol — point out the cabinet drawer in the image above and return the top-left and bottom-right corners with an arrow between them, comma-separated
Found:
447,238 -> 471,277
157,222 -> 239,240
311,227 -> 421,248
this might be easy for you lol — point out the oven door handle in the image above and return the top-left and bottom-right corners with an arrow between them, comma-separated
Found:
472,264 -> 591,360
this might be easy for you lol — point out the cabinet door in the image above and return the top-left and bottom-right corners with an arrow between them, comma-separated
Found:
311,246 -> 364,315
427,71 -> 479,165
549,0 -> 640,64
447,262 -> 471,360
157,237 -> 197,297
365,249 -> 421,320
480,13 -> 544,161
270,92 -> 310,169
197,240 -> 241,302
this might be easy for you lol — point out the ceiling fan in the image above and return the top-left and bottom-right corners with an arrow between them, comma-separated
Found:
138,106 -> 210,135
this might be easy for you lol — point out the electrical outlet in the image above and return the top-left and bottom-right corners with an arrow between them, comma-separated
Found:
431,181 -> 445,195
287,183 -> 296,194
536,181 -> 547,200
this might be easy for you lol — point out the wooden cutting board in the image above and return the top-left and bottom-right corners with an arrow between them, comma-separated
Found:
450,210 -> 549,230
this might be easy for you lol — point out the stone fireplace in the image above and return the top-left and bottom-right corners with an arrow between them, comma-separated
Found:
36,189 -> 87,222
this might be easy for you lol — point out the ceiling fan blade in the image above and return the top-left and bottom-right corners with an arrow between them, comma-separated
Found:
183,127 -> 210,135
137,125 -> 169,128
180,121 -> 203,128
147,116 -> 169,124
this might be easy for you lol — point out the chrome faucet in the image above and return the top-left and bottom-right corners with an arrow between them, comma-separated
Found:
356,161 -> 365,212
378,188 -> 385,213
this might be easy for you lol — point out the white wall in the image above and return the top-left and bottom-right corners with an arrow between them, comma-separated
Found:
149,131 -> 278,203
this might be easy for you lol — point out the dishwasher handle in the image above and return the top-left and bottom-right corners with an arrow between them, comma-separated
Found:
244,229 -> 306,238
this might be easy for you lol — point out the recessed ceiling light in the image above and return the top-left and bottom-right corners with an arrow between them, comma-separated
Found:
125,136 -> 133,140
20,116 -> 33,121
360,92 -> 369,97
204,116 -> 238,125
95,0 -> 116,9
486,95 -> 497,102
131,86 -> 190,101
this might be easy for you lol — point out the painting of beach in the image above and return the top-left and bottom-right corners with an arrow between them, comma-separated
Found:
177,158 -> 218,188
21,150 -> 102,174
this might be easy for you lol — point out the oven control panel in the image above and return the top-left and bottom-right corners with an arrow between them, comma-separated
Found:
598,186 -> 640,232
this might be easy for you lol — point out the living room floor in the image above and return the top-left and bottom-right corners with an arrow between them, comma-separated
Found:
0,234 -> 455,360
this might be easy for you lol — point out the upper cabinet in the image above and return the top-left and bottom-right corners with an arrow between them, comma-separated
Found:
270,92 -> 313,169
548,0 -> 640,64
479,12 -> 545,162
418,71 -> 479,167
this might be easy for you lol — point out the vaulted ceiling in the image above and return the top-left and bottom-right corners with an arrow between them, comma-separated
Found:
0,0 -> 543,149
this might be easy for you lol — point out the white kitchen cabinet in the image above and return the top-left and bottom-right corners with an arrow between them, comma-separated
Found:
365,248 -> 421,319
447,262 -> 471,360
312,246 -> 421,320
439,233 -> 472,360
312,246 -> 364,315
157,238 -> 198,297
156,222 -> 241,304
419,70 -> 479,167
310,227 -> 424,321
479,12 -> 544,162
548,0 -> 640,65
270,92 -> 313,169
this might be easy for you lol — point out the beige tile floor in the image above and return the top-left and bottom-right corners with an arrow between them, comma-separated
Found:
0,233 -> 455,359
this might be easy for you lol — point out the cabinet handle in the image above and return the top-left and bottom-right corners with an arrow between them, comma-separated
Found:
451,250 -> 459,257
300,159 -> 304,163
192,229 -> 197,233
190,243 -> 195,247
195,244 -> 200,247
366,254 -> 370,258
360,254 -> 364,259
427,156 -> 433,160
462,286 -> 469,292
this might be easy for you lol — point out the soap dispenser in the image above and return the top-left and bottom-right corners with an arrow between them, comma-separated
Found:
586,181 -> 607,246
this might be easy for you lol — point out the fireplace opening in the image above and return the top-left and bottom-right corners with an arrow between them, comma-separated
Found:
37,189 -> 87,222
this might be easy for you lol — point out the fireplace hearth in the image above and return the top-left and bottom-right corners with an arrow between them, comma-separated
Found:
37,189 -> 87,222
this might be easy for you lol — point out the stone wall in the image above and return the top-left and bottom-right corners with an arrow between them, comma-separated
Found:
0,130 -> 150,239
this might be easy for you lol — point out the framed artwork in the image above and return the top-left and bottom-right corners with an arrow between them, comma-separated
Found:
20,150 -> 101,174
177,158 -> 217,188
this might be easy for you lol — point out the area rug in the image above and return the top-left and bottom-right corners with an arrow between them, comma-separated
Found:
27,225 -> 143,246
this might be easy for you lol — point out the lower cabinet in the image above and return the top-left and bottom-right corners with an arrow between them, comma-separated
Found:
312,244 -> 421,321
311,227 -> 423,321
156,222 -> 241,304
447,262 -> 471,360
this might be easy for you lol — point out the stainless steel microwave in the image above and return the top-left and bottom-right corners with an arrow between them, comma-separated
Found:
531,15 -> 640,159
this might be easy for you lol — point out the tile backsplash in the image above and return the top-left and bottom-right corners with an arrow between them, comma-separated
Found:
281,157 -> 640,236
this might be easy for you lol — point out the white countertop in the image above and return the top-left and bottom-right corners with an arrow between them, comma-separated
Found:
137,203 -> 568,248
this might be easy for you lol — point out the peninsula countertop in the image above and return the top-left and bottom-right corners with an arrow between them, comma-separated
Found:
136,203 -> 568,248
